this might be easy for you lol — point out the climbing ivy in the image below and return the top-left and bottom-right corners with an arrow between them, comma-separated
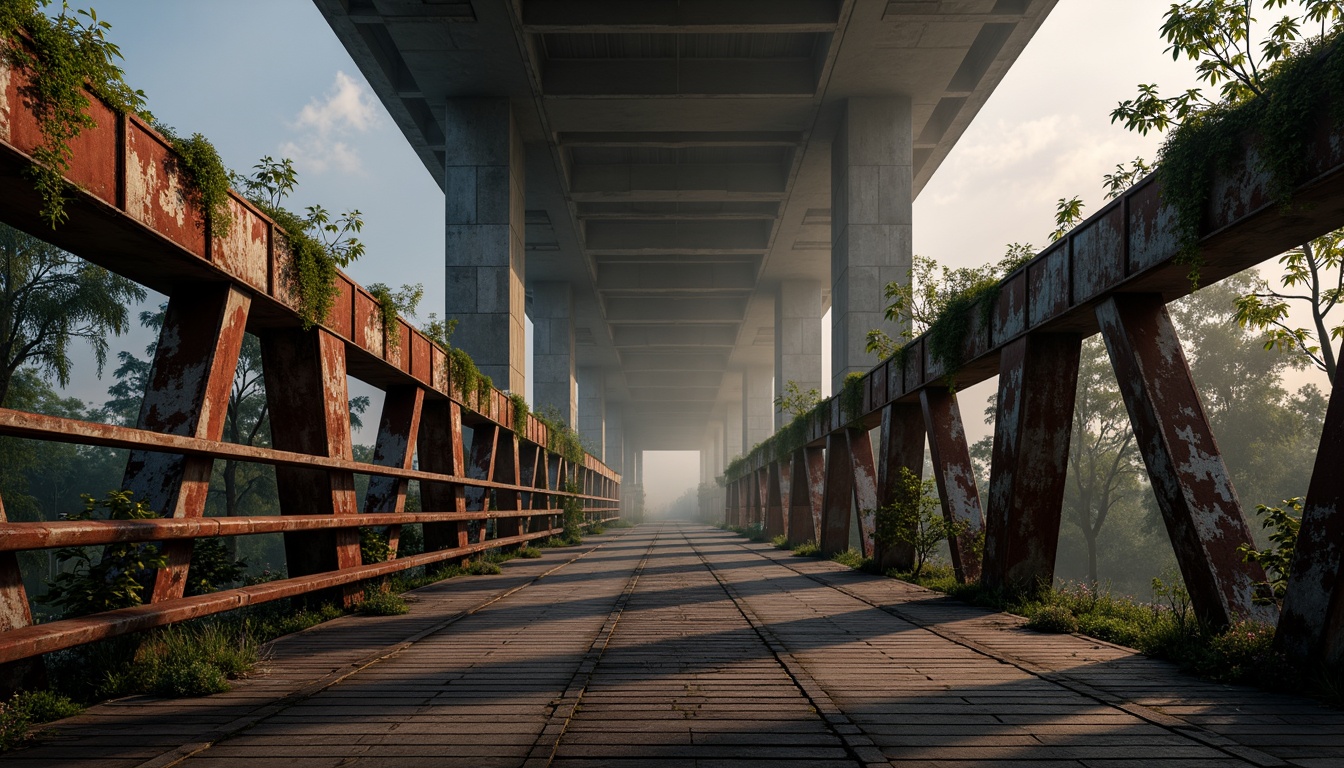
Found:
367,282 -> 422,352
509,392 -> 529,430
0,1 -> 147,228
839,371 -> 866,424
534,405 -> 585,466
152,123 -> 233,237
446,345 -> 493,406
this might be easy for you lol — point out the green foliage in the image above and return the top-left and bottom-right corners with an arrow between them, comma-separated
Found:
1048,195 -> 1085,242
0,689 -> 81,752
359,527 -> 391,564
0,1 -> 148,227
1113,4 -> 1344,283
1027,604 -> 1079,634
874,466 -> 962,578
509,392 -> 529,430
770,534 -> 789,549
560,480 -> 585,544
515,546 -> 542,559
1237,496 -> 1302,606
184,537 -> 247,597
356,587 -> 408,616
791,540 -> 820,557
839,371 -> 865,423
447,346 -> 493,406
367,282 -> 423,352
102,624 -> 256,698
830,548 -> 872,571
0,223 -> 147,406
465,558 -> 501,576
536,405 -> 587,466
238,157 -> 365,330
774,380 -> 820,419
39,490 -> 167,617
1102,157 -> 1153,200
422,313 -> 458,350
153,124 -> 233,237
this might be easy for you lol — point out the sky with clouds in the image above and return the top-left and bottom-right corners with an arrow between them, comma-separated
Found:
49,0 -> 1320,508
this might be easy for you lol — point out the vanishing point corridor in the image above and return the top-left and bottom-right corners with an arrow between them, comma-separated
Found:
12,524 -> 1344,768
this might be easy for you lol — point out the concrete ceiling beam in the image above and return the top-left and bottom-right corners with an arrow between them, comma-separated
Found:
542,59 -> 818,97
570,163 -> 787,196
620,352 -> 729,371
585,220 -> 772,252
605,297 -> 747,324
560,131 -> 802,148
612,326 -> 741,348
521,0 -> 839,30
597,263 -> 756,292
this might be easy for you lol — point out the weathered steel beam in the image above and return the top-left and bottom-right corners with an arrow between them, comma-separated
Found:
1096,294 -> 1273,626
120,284 -> 250,602
787,447 -> 824,545
261,328 -> 362,604
465,425 -> 500,544
1279,368 -> 1344,663
875,404 -> 923,572
820,428 -> 878,557
363,385 -> 425,557
494,431 -> 525,542
920,390 -> 984,582
984,333 -> 1080,595
764,460 -> 786,540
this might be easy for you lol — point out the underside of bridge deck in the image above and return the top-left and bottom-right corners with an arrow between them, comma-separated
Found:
314,0 -> 1058,461
14,524 -> 1344,767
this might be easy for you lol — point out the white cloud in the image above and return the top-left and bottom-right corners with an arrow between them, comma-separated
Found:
281,71 -> 380,175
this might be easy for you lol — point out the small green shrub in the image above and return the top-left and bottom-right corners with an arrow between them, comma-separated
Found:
515,546 -> 543,559
770,534 -> 789,549
104,624 -> 257,698
792,541 -> 820,557
1027,604 -> 1079,634
356,587 -> 409,616
359,527 -> 391,564
40,491 -> 167,617
588,524 -> 606,535
830,548 -> 871,570
465,559 -> 501,576
0,690 -> 81,752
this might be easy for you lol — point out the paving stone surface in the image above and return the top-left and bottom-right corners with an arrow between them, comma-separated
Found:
5,523 -> 1343,767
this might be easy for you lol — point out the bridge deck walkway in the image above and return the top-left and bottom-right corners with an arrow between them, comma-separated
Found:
5,524 -> 1343,768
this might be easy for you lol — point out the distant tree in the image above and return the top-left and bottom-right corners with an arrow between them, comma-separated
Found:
774,380 -> 821,420
0,223 -> 146,406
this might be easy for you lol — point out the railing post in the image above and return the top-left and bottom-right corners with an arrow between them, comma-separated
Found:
920,389 -> 985,582
120,284 -> 250,603
765,459 -> 786,540
821,428 -> 878,557
1096,294 -> 1273,626
494,431 -> 524,544
788,447 -> 825,545
1279,367 -> 1344,665
261,327 -> 361,606
983,333 -> 1080,596
0,496 -> 42,692
876,404 -> 924,572
519,443 -> 542,533
465,423 -> 499,543
363,385 -> 425,558
420,400 -> 469,554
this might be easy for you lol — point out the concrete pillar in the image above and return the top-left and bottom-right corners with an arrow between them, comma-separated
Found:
831,97 -> 913,390
742,366 -> 773,451
578,368 -> 605,461
445,98 -> 527,395
775,280 -> 823,428
724,404 -> 743,461
606,405 -> 625,475
532,281 -> 577,425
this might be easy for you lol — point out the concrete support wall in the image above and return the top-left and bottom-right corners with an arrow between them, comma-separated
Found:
606,405 -> 625,475
725,402 -> 743,460
830,97 -> 913,390
578,368 -> 605,462
775,279 -> 823,428
445,98 -> 527,395
742,367 -> 774,451
532,281 -> 577,426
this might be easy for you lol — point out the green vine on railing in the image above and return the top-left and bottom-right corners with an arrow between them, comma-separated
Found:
535,405 -> 585,466
367,282 -> 421,353
509,392 -> 529,430
446,345 -> 493,405
839,371 -> 866,424
1156,31 -> 1344,286
925,281 -> 1000,386
152,123 -> 233,238
0,1 -> 147,228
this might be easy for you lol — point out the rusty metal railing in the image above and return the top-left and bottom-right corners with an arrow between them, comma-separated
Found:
0,52 -> 621,665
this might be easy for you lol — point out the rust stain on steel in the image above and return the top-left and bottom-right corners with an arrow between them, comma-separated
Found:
0,528 -> 561,666
993,271 -> 1027,343
465,424 -> 500,543
1278,373 -> 1344,664
327,276 -> 355,340
411,331 -> 431,385
354,288 -> 383,359
786,448 -> 823,545
211,196 -> 268,291
494,432 -> 525,540
755,468 -> 770,528
0,57 -> 11,142
1096,294 -> 1273,626
764,460 -> 785,540
820,431 -> 855,556
261,328 -> 361,600
984,333 -> 1081,595
847,428 -> 880,559
0,498 -> 32,635
1070,205 -> 1125,306
1126,178 -> 1178,274
920,390 -> 985,583
270,229 -> 300,312
876,404 -> 924,572
1027,243 -> 1069,329
124,118 -> 205,258
119,285 -> 250,603
363,386 -> 424,558
419,401 -> 470,553
777,458 -> 792,533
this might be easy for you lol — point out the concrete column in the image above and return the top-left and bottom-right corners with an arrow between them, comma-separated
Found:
724,403 -> 743,461
532,281 -> 577,426
775,280 -> 823,427
742,366 -> 773,450
578,368 -> 605,461
606,405 -> 625,475
831,97 -> 913,390
445,98 -> 527,395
